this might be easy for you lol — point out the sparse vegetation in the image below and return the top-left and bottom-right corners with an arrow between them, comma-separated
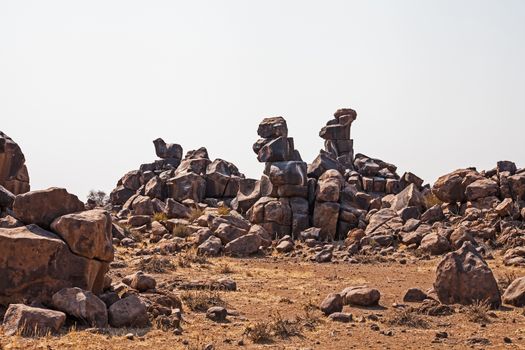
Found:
498,271 -> 519,293
180,290 -> 226,312
386,308 -> 430,328
244,322 -> 273,344
217,205 -> 231,216
177,249 -> 209,267
87,189 -> 109,207
137,255 -> 175,273
152,212 -> 168,223
189,207 -> 204,221
171,224 -> 189,238
216,262 -> 235,274
464,300 -> 491,324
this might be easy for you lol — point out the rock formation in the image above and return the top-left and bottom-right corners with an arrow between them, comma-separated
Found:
0,131 -> 29,196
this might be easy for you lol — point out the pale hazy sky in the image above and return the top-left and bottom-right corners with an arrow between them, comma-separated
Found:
1,0 -> 524,199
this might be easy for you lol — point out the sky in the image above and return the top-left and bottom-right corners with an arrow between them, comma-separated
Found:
1,0 -> 524,200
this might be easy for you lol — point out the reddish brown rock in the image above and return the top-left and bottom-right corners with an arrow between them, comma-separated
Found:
0,132 -> 30,195
0,225 -> 108,305
51,209 -> 114,262
434,242 -> 500,308
13,188 -> 85,228
3,304 -> 65,336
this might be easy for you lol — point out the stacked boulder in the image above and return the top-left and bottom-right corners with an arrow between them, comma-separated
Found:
0,131 -> 30,211
0,187 -> 112,305
246,117 -> 310,238
242,110 -> 428,242
110,138 -> 244,216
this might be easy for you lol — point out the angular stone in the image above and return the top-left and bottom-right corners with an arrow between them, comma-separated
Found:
307,150 -> 343,179
123,271 -> 156,292
420,204 -> 445,223
434,242 -> 501,307
110,185 -> 135,206
165,198 -> 191,219
0,225 -> 108,305
266,161 -> 307,186
0,131 -> 30,195
320,293 -> 343,315
257,137 -> 293,162
341,286 -> 381,306
214,223 -> 247,245
153,138 -> 183,160
51,287 -> 108,327
51,209 -> 114,262
316,169 -> 344,202
3,304 -> 65,336
465,178 -> 499,201
197,236 -> 223,256
313,201 -> 340,241
419,232 -> 450,255
391,184 -> 424,212
169,172 -> 206,203
224,233 -> 261,256
257,117 -> 288,138
108,295 -> 149,328
502,277 -> 525,307
13,187 -> 85,228
432,169 -> 482,203
0,185 -> 15,209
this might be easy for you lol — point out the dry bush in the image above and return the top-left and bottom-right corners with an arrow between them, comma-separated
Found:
464,300 -> 491,324
177,249 -> 208,267
216,262 -> 235,274
172,224 -> 189,238
180,290 -> 226,312
352,252 -> 388,264
189,207 -> 204,221
386,308 -> 430,329
270,312 -> 302,339
138,255 -> 176,273
498,271 -> 519,293
423,191 -> 443,209
244,322 -> 273,344
217,205 -> 231,216
128,228 -> 143,243
153,212 -> 168,222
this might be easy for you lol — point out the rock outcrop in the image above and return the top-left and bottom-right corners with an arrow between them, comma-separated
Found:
0,131 -> 30,195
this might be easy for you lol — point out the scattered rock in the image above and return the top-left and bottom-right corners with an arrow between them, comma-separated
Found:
320,293 -> 343,316
3,304 -> 65,336
51,287 -> 108,328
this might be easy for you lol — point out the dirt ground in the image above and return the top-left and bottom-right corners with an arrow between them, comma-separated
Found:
1,249 -> 525,350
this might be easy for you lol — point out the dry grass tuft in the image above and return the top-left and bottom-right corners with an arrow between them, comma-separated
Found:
217,205 -> 231,216
152,212 -> 168,223
189,207 -> 204,221
177,249 -> 209,267
137,255 -> 176,273
271,312 -> 302,339
172,224 -> 189,238
216,262 -> 235,274
180,290 -> 226,312
244,322 -> 273,344
464,300 -> 491,324
386,308 -> 430,328
498,271 -> 519,293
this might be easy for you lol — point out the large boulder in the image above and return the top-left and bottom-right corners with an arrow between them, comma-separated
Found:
152,138 -> 183,161
257,117 -> 288,139
168,172 -> 206,202
0,185 -> 15,209
465,178 -> 499,201
51,209 -> 114,262
316,169 -> 344,202
0,225 -> 108,305
108,295 -> 149,328
432,169 -> 482,203
13,188 -> 85,228
3,304 -> 65,336
502,277 -> 525,307
224,233 -> 261,256
313,201 -> 340,241
0,131 -> 30,195
51,287 -> 108,327
508,174 -> 525,200
434,242 -> 501,307
391,184 -> 424,212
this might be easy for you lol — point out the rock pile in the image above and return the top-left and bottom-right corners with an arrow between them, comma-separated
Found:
110,139 -> 244,215
246,117 -> 310,238
0,188 -> 111,305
